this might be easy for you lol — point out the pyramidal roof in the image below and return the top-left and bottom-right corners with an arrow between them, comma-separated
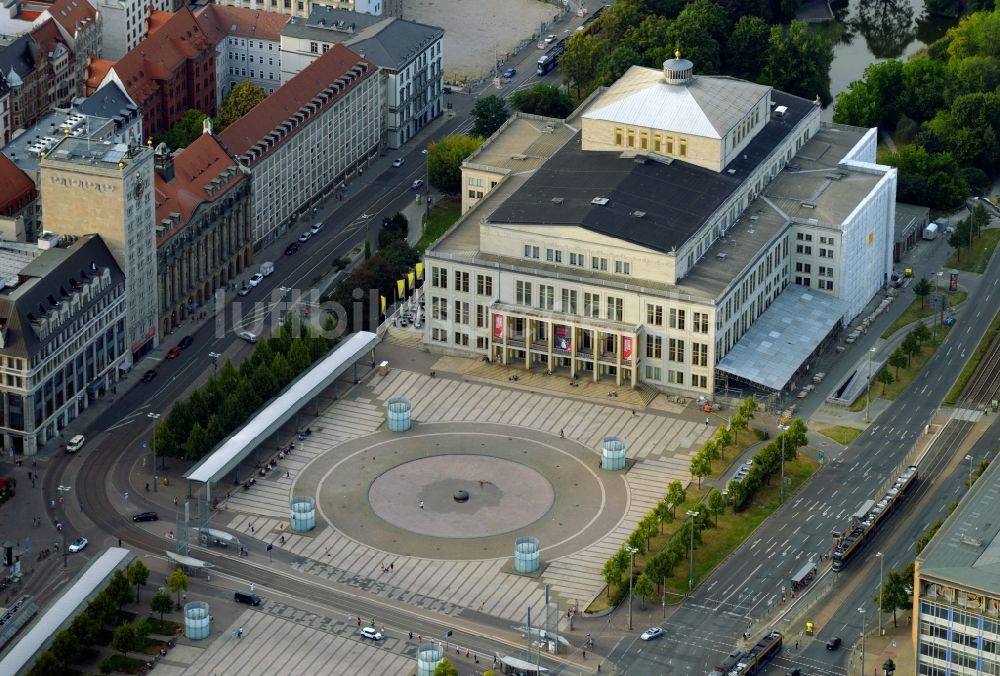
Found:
583,64 -> 771,140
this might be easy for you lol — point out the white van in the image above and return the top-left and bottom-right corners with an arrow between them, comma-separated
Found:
260,261 -> 275,277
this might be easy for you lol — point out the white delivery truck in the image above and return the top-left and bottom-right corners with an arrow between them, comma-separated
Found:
922,222 -> 939,240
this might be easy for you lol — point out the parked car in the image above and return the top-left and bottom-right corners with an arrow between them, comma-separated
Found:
141,370 -> 157,383
234,591 -> 261,606
68,537 -> 88,553
248,273 -> 264,287
238,286 -> 252,296
298,231 -> 312,243
66,434 -> 86,453
544,34 -> 557,44
826,637 -> 842,650
310,221 -> 324,235
411,179 -> 424,190
179,335 -> 193,349
392,158 -> 405,168
502,67 -> 516,78
360,627 -> 383,640
284,242 -> 300,255
238,331 -> 259,343
132,511 -> 158,522
786,669 -> 802,676
165,346 -> 182,359
640,627 -> 664,641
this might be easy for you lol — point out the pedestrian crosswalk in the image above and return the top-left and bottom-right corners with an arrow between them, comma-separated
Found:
224,367 -> 711,624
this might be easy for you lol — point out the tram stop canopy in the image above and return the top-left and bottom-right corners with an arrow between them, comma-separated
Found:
715,286 -> 849,392
184,331 -> 378,487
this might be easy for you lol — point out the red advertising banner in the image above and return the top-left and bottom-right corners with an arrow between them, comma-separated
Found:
622,336 -> 633,361
493,314 -> 503,339
949,273 -> 958,293
554,325 -> 571,351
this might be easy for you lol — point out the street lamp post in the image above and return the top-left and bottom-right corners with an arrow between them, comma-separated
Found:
865,347 -> 876,422
422,148 -> 430,218
966,454 -> 973,487
859,607 -> 867,675
148,412 -> 161,491
875,551 -> 884,637
625,546 -> 638,630
687,510 -> 700,592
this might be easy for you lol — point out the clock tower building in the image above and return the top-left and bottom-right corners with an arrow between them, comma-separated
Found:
40,139 -> 160,363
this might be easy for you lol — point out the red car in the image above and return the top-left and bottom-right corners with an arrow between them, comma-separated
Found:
165,346 -> 182,359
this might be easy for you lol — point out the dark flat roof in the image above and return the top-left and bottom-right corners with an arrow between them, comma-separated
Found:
488,91 -> 814,254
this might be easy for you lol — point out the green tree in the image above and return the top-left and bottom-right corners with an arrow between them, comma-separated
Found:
107,569 -> 133,611
708,488 -> 725,526
902,331 -> 921,366
510,84 -> 576,118
127,560 -> 150,604
166,568 -> 189,610
112,623 -> 137,656
899,58 -> 947,122
160,109 -> 208,149
27,651 -> 63,676
206,414 -> 225,447
876,368 -> 895,394
602,553 -> 624,596
216,81 -> 267,131
912,321 -> 931,345
762,21 -> 834,106
726,15 -> 770,80
916,519 -> 943,554
666,480 -> 687,517
655,499 -> 672,532
888,348 -> 908,378
561,33 -> 604,99
834,60 -> 905,128
665,0 -> 728,74
150,590 -> 173,623
427,135 -> 483,194
885,145 -> 968,210
633,573 -> 655,610
726,480 -> 746,509
875,570 -> 912,627
690,452 -> 711,488
135,618 -> 151,643
70,613 -> 98,645
639,512 -> 659,551
433,658 -> 460,676
154,420 -> 176,460
166,399 -> 192,448
185,422 -> 209,460
50,630 -> 81,669
913,277 -> 932,308
714,424 -> 732,459
470,95 -> 510,138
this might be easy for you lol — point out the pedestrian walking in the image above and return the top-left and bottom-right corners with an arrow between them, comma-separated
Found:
419,500 -> 424,509
249,583 -> 254,592
705,417 -> 709,426
357,617 -> 361,626
559,429 -> 564,438
173,497 -> 178,506
238,627 -> 244,639
409,631 -> 413,639
389,562 -> 393,571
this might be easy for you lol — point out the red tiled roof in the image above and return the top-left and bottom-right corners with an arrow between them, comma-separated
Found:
147,9 -> 173,36
31,18 -> 69,55
154,133 -> 246,247
85,58 -> 114,93
46,0 -> 98,39
219,44 -> 374,160
111,6 -> 213,109
194,4 -> 288,44
0,154 -> 37,212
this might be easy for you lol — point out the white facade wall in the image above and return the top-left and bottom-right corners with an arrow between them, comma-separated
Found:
95,0 -> 172,60
217,34 -> 282,106
249,72 -> 380,245
835,172 -> 897,320
384,36 -> 442,148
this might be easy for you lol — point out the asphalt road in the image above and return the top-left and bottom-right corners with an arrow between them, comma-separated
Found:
611,244 -> 1000,675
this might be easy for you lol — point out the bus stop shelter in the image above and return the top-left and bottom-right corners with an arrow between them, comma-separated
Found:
184,331 -> 379,502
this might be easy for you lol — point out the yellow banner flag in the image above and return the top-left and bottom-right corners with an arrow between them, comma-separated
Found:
397,279 -> 405,297
380,295 -> 386,313
415,262 -> 424,279
407,271 -> 415,289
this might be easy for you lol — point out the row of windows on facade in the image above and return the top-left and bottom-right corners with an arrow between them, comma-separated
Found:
795,276 -> 835,291
730,107 -> 761,150
228,67 -> 278,80
614,127 -> 690,156
523,245 -> 633,275
228,37 -> 276,50
919,642 -> 999,673
228,52 -> 277,65
232,81 -> 275,94
33,294 -> 123,377
921,620 -> 999,652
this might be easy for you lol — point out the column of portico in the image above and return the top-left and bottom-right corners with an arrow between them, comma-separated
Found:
546,318 -> 553,370
630,331 -> 638,387
615,333 -> 622,387
592,330 -> 599,382
501,314 -> 509,366
569,326 -> 577,379
524,317 -> 531,369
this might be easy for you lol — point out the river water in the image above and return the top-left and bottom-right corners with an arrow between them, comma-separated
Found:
821,0 -> 957,116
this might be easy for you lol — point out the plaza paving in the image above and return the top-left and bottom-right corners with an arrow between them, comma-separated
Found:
219,367 -> 712,624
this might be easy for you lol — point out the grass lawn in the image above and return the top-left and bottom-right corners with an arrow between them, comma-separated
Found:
851,325 -> 955,411
415,198 -> 461,253
944,309 -> 1000,405
945,229 -> 1000,274
586,429 -> 815,612
99,654 -> 148,674
145,618 -> 182,635
881,290 -> 967,340
813,424 -> 863,445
